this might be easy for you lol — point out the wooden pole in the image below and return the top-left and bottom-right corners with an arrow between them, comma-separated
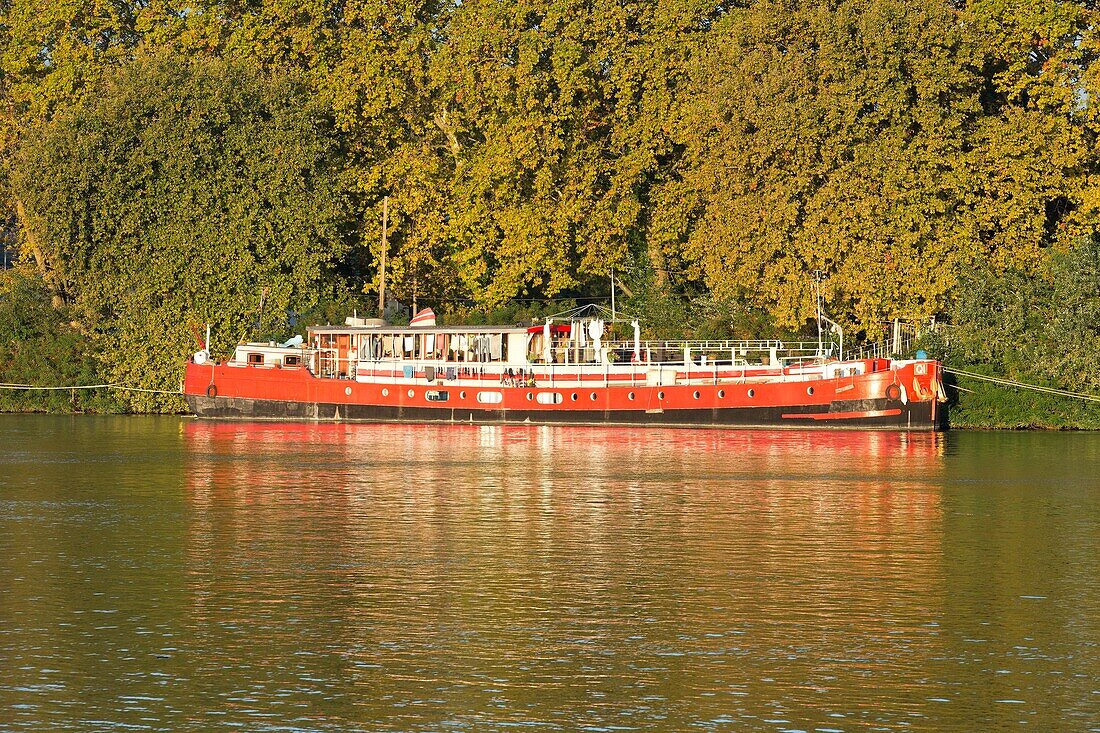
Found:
611,268 -> 616,321
378,196 -> 388,318
258,286 -> 268,337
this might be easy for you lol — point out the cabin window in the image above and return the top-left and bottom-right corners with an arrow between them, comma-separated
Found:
426,390 -> 449,402
536,392 -> 563,405
248,353 -> 264,365
284,355 -> 301,367
477,391 -> 503,404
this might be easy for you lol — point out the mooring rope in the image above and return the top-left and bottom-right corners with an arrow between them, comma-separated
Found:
0,383 -> 183,395
945,367 -> 1100,404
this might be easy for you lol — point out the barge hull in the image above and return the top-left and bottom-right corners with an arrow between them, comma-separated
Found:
186,394 -> 944,431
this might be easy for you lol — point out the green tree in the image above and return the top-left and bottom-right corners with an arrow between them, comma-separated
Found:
0,0 -> 149,299
0,269 -> 116,412
933,238 -> 1100,427
11,55 -> 352,410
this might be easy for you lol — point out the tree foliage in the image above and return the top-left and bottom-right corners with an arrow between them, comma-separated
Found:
946,238 -> 1100,392
922,236 -> 1100,427
10,55 -> 350,409
658,0 -> 1100,330
0,0 -> 1099,411
0,270 -> 116,412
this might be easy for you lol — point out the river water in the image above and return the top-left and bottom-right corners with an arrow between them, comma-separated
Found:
0,416 -> 1098,732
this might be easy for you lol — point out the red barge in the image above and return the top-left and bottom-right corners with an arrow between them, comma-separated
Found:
183,306 -> 947,431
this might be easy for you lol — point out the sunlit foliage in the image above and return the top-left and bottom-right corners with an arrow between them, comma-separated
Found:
0,0 -> 1099,409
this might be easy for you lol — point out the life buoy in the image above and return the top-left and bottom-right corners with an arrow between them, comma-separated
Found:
206,384 -> 218,399
885,384 -> 901,400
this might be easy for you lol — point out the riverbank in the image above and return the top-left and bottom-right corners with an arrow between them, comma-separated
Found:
944,375 -> 1100,431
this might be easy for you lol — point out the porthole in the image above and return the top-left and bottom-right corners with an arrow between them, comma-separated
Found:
571,392 -> 579,401
407,389 -> 415,398
658,391 -> 665,400
526,392 -> 534,401
628,392 -> 636,401
807,386 -> 815,396
693,391 -> 701,399
460,391 -> 467,399
345,386 -> 352,396
382,388 -> 389,397
477,391 -> 503,404
748,388 -> 756,398
590,392 -> 598,401
718,389 -> 725,399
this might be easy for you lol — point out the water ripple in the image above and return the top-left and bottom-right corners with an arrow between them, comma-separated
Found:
0,417 -> 1098,731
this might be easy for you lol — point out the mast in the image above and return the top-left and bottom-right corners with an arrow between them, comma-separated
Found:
378,195 -> 388,318
813,270 -> 823,357
811,271 -> 844,359
258,286 -> 268,337
611,268 -> 616,321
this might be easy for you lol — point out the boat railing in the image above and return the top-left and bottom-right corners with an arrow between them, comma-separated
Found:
599,338 -> 839,364
295,336 -> 847,383
852,318 -> 949,360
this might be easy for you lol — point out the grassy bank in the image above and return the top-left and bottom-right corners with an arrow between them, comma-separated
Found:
944,367 -> 1100,431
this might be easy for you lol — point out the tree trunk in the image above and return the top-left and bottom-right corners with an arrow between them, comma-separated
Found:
14,197 -> 64,309
433,106 -> 462,162
648,237 -> 670,293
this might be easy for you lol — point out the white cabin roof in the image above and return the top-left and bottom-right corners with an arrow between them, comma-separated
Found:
307,324 -> 532,336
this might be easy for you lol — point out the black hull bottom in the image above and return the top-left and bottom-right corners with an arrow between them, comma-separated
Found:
186,396 -> 946,431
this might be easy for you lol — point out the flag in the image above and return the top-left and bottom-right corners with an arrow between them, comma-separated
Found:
410,307 -> 437,327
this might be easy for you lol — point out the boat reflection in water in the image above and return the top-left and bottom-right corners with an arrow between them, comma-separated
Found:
179,422 -> 966,732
